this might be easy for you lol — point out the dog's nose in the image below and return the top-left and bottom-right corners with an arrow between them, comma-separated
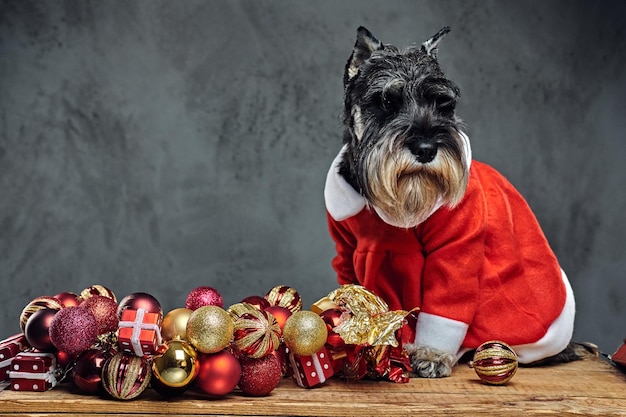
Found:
410,141 -> 438,163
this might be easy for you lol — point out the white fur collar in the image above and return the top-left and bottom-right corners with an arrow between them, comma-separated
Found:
324,132 -> 472,225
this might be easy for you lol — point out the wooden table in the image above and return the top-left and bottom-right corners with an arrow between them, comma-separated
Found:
0,357 -> 624,416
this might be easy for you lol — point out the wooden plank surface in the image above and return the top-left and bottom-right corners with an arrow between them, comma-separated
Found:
0,357 -> 625,416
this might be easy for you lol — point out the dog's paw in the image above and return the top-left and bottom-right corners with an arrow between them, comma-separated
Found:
404,344 -> 455,378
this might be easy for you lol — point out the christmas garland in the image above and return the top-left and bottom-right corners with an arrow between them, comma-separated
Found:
2,283 -> 421,399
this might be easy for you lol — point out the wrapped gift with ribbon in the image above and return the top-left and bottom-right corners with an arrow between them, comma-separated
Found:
118,308 -> 162,357
288,346 -> 335,388
9,351 -> 58,391
0,334 -> 29,382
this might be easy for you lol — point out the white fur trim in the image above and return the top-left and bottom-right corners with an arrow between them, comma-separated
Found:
510,269 -> 576,363
410,312 -> 469,357
324,145 -> 367,221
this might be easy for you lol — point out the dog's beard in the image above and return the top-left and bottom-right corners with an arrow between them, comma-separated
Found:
360,132 -> 469,228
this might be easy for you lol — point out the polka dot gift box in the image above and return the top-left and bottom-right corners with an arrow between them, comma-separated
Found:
9,352 -> 58,392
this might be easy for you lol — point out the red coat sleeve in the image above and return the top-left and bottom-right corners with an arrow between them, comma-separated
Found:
327,211 -> 358,285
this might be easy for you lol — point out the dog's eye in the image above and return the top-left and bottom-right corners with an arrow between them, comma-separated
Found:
380,92 -> 402,114
435,95 -> 456,114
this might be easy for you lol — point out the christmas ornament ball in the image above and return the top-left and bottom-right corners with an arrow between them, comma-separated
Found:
264,285 -> 302,313
102,352 -> 151,400
24,307 -> 58,352
232,308 -> 282,358
282,310 -> 328,356
117,292 -> 162,319
186,306 -> 234,354
264,306 -> 292,330
72,348 -> 113,394
53,291 -> 81,307
195,350 -> 241,396
19,296 -> 63,332
471,340 -> 518,385
238,354 -> 282,396
241,295 -> 271,310
185,286 -> 224,310
320,308 -> 346,350
81,295 -> 119,335
55,350 -> 76,370
151,340 -> 199,396
161,308 -> 193,341
49,306 -> 99,355
80,285 -> 117,303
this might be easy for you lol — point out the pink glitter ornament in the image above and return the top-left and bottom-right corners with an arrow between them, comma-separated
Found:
185,286 -> 223,310
49,306 -> 98,355
81,295 -> 119,335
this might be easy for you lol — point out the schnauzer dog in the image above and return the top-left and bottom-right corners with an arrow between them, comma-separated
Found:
325,27 -> 586,378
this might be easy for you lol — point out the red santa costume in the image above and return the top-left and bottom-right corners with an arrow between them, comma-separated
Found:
324,135 -> 575,364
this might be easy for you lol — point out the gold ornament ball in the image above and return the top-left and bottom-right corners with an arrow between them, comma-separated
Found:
101,353 -> 151,400
186,305 -> 234,353
283,310 -> 327,356
265,285 -> 303,313
161,308 -> 193,341
471,340 -> 519,385
151,340 -> 199,396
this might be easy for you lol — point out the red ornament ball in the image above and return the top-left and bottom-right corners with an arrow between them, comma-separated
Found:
53,291 -> 81,307
264,306 -> 292,330
238,354 -> 282,396
117,292 -> 162,319
320,308 -> 346,350
81,295 -> 119,335
56,350 -> 76,370
49,306 -> 98,355
24,308 -> 58,352
185,286 -> 224,310
241,295 -> 271,310
264,285 -> 302,313
80,285 -> 117,303
72,348 -> 114,394
102,352 -> 151,400
195,350 -> 241,396
471,340 -> 519,385
19,296 -> 63,332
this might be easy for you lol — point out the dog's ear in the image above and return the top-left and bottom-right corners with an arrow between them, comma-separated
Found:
344,26 -> 383,84
421,26 -> 451,59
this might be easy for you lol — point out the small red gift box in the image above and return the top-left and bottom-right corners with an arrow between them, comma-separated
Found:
118,308 -> 162,356
288,346 -> 335,388
9,351 -> 58,391
0,334 -> 29,381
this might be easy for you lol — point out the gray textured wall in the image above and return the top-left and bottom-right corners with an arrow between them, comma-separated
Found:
1,1 -> 625,354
